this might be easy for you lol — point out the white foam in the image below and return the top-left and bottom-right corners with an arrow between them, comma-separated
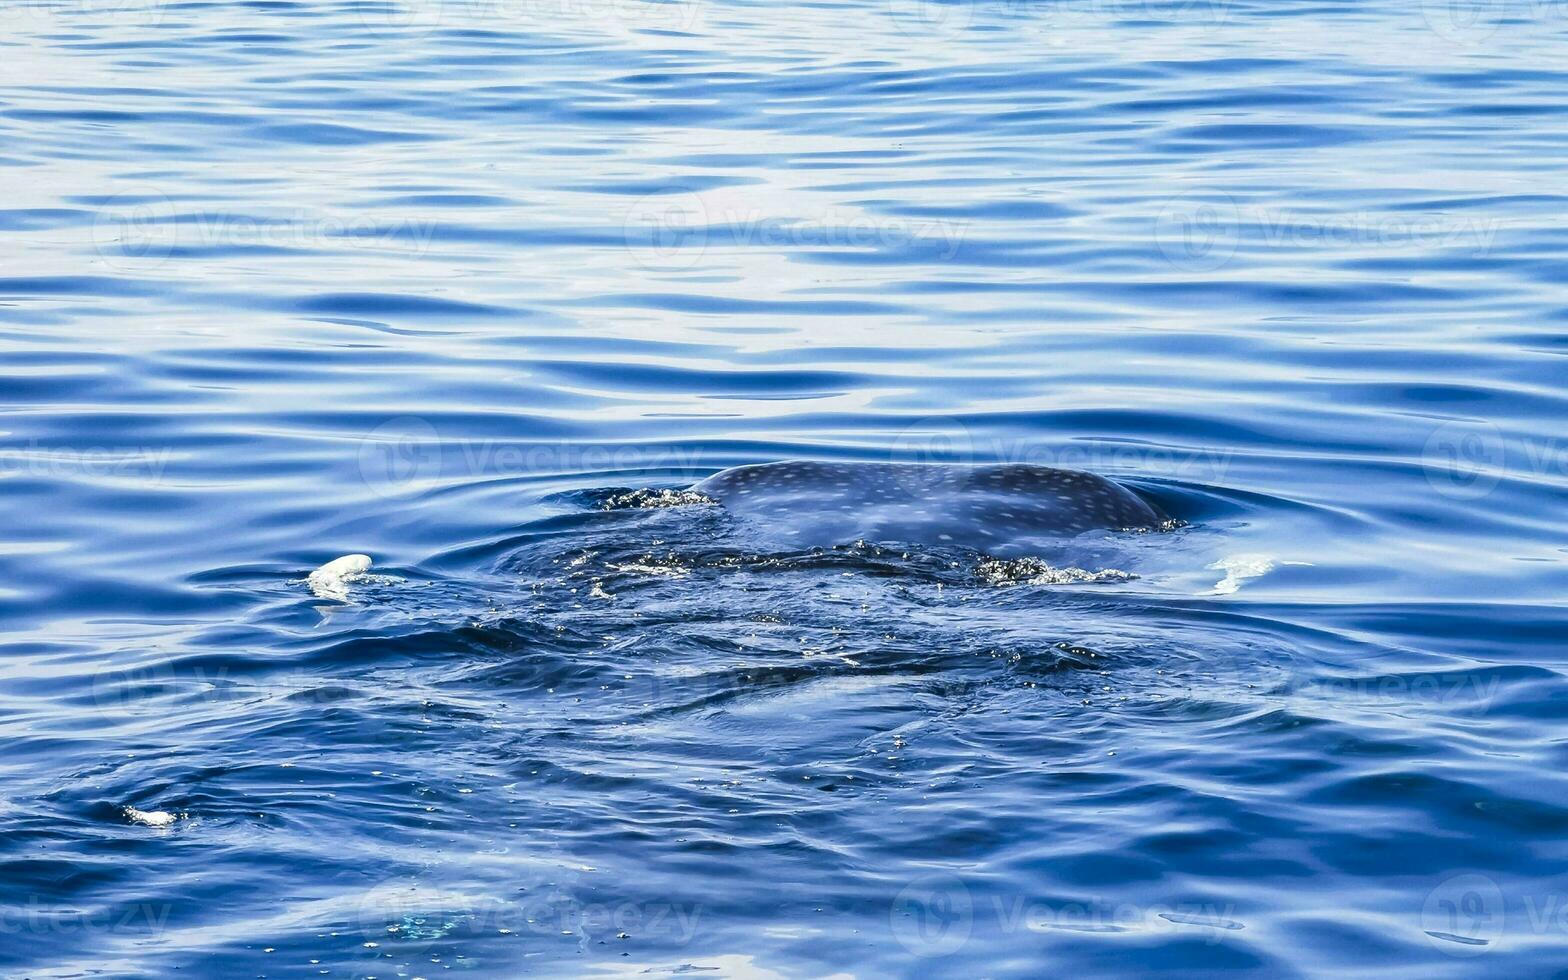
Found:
308,553 -> 373,600
1209,554 -> 1310,595
977,557 -> 1136,587
125,806 -> 177,828
602,488 -> 716,510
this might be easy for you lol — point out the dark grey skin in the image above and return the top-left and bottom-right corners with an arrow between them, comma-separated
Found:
693,460 -> 1164,552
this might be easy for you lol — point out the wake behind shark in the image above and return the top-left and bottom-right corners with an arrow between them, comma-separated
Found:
691,460 -> 1166,554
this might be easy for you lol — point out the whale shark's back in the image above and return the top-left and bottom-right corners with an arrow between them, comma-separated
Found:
694,461 -> 1162,551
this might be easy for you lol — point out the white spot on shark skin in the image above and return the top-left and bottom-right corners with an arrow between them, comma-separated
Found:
1208,554 -> 1312,595
124,806 -> 178,828
308,554 -> 373,601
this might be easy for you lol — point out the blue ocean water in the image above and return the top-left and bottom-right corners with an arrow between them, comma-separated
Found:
4,0 -> 1568,975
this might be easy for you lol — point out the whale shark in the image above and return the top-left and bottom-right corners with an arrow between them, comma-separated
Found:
692,460 -> 1165,553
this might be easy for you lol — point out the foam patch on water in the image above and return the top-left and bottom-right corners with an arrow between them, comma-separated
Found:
1121,518 -> 1188,534
602,488 -> 717,510
124,806 -> 178,828
976,556 -> 1137,587
307,554 -> 375,600
608,561 -> 691,577
1208,554 -> 1310,595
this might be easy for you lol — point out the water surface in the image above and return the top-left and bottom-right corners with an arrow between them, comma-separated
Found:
3,0 -> 1568,975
